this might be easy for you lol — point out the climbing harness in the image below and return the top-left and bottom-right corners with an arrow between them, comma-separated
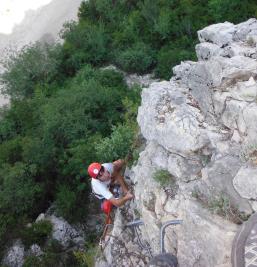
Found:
92,183 -> 123,250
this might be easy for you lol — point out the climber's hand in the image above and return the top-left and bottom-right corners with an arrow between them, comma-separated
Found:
125,190 -> 134,200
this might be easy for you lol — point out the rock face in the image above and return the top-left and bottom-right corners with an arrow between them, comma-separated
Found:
2,213 -> 85,267
98,18 -> 257,267
48,215 -> 85,249
2,240 -> 24,267
36,213 -> 85,249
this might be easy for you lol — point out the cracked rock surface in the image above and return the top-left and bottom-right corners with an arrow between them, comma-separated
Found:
97,18 -> 257,267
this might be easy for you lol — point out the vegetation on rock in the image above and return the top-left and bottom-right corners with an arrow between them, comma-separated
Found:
1,0 -> 257,262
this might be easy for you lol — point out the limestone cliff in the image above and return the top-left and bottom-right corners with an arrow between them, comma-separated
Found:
96,18 -> 257,267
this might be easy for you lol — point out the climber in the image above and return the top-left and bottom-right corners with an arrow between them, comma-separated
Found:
88,159 -> 134,211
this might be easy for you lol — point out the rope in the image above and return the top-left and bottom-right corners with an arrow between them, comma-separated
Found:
99,211 -> 113,250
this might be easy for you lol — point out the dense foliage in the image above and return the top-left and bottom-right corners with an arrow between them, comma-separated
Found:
72,0 -> 257,79
0,55 -> 140,255
0,0 -> 256,262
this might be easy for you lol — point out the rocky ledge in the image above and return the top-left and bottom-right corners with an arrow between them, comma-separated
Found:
97,18 -> 257,267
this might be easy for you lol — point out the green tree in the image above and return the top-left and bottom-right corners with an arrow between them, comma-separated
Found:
208,0 -> 257,24
0,162 -> 43,217
0,137 -> 23,165
61,21 -> 109,73
1,43 -> 61,99
116,42 -> 155,74
155,45 -> 196,79
96,124 -> 134,162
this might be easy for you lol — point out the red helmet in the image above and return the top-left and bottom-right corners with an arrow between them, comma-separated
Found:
88,162 -> 101,178
101,200 -> 113,214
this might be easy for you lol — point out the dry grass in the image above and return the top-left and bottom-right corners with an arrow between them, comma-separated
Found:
192,189 -> 249,224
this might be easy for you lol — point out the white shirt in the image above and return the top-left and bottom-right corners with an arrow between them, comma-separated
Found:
91,163 -> 114,200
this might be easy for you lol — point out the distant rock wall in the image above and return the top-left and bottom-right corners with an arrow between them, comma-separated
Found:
98,18 -> 257,267
0,0 -> 83,108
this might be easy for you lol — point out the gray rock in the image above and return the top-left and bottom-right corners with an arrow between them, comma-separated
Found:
202,155 -> 252,214
233,165 -> 257,200
186,60 -> 222,118
100,18 -> 257,267
47,215 -> 84,249
26,244 -> 43,257
221,99 -> 248,130
196,41 -> 257,61
125,73 -> 159,88
233,18 -> 257,41
198,22 -> 235,46
177,200 -> 238,267
137,81 -> 209,154
238,104 -> 257,143
2,240 -> 24,267
172,61 -> 196,82
196,42 -> 223,61
35,213 -> 45,222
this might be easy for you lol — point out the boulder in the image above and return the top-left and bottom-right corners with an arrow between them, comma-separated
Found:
233,165 -> 257,200
238,104 -> 257,143
198,22 -> 235,46
233,18 -> 257,41
196,42 -> 223,60
47,215 -> 84,249
177,200 -> 238,267
137,81 -> 209,154
2,240 -> 24,267
26,244 -> 43,257
201,155 -> 252,214
230,77 -> 257,101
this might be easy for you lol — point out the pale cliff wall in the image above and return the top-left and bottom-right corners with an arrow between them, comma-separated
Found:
97,18 -> 257,267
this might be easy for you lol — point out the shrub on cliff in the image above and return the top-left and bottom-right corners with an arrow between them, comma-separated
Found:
20,220 -> 53,248
60,21 -> 109,74
155,45 -> 197,80
1,43 -> 61,99
115,42 -> 156,74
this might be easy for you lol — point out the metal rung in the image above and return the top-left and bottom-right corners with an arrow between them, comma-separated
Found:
125,219 -> 144,227
160,220 -> 183,254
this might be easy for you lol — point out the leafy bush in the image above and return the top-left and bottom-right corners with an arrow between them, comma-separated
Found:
138,0 -> 160,29
1,43 -> 61,99
155,46 -> 196,79
74,245 -> 98,267
61,21 -> 109,72
55,185 -> 77,219
0,162 -> 43,217
96,124 -> 135,162
208,0 -> 256,24
41,78 -> 126,147
153,9 -> 173,41
115,42 -> 155,74
0,99 -> 38,141
95,69 -> 125,88
59,136 -> 101,180
0,214 -> 15,245
153,169 -> 175,187
0,137 -> 23,165
21,220 -> 53,248
23,255 -> 42,267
